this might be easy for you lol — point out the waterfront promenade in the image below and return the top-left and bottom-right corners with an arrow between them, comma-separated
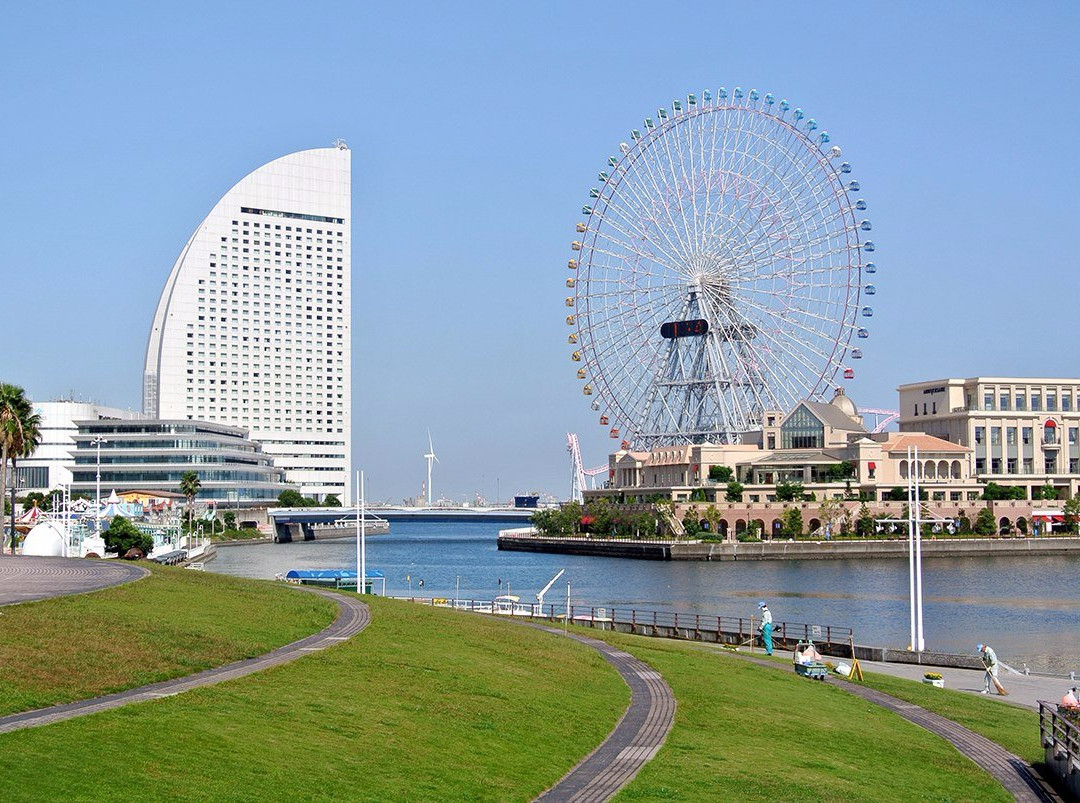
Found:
498,529 -> 1080,561
0,555 -> 147,605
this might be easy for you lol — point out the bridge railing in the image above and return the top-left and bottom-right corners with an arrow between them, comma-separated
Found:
393,596 -> 852,650
1039,700 -> 1080,793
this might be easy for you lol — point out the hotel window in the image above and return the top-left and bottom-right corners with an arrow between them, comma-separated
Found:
975,457 -> 986,473
1064,395 -> 1073,412
1071,458 -> 1079,474
974,426 -> 984,444
1032,394 -> 1042,411
983,393 -> 993,410
990,427 -> 1001,445
1023,457 -> 1033,474
1048,393 -> 1058,412
999,393 -> 1010,410
1006,458 -> 1017,473
1070,427 -> 1078,445
1016,394 -> 1026,411
991,458 -> 1001,474
1007,427 -> 1017,445
1022,427 -> 1032,444
1045,457 -> 1058,474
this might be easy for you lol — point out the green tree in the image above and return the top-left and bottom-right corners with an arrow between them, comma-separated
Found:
703,504 -> 722,537
323,494 -> 342,507
179,470 -> 202,534
103,516 -> 154,557
682,513 -> 703,537
780,507 -> 804,539
584,498 -> 614,536
775,480 -> 804,502
223,511 -> 237,530
1063,497 -> 1080,533
973,508 -> 997,536
825,461 -> 856,482
689,487 -> 707,502
558,501 -> 583,534
0,383 -> 42,554
709,465 -> 733,482
277,489 -> 310,508
957,513 -> 972,534
817,497 -> 845,537
856,504 -> 875,537
20,491 -> 47,509
724,481 -> 744,503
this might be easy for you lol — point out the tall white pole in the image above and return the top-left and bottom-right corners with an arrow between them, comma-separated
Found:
361,470 -> 367,596
914,446 -> 925,651
93,436 -> 106,536
907,446 -> 916,651
358,472 -> 367,591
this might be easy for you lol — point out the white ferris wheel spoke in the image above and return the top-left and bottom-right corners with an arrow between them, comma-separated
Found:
571,92 -> 872,447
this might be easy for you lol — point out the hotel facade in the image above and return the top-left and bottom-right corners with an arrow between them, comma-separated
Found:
143,145 -> 352,502
898,377 -> 1080,499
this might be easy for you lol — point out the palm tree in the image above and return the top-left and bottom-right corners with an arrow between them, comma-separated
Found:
179,470 -> 202,535
1,383 -> 43,553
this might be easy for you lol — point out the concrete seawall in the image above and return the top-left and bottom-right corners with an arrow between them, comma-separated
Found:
497,531 -> 1080,561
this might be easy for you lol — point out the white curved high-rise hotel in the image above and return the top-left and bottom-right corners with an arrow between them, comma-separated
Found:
144,145 -> 351,502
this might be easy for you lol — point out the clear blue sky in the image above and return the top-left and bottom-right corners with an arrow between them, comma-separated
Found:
2,2 -> 1077,503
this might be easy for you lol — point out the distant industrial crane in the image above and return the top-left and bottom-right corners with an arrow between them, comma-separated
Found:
424,430 -> 439,505
567,433 -> 607,503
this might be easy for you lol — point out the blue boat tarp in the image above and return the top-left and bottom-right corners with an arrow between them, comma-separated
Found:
285,569 -> 384,580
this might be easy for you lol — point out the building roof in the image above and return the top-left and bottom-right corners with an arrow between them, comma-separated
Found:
799,400 -> 867,432
117,489 -> 186,499
881,433 -> 970,453
749,449 -> 850,466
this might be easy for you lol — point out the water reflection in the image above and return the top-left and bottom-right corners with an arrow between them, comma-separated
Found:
208,521 -> 1080,674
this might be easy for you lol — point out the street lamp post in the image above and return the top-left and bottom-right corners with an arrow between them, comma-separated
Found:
91,436 -> 107,535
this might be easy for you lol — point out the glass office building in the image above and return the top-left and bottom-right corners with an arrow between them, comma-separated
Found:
70,419 -> 291,503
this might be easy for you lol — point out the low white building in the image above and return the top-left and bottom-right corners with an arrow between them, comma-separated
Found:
19,401 -> 144,494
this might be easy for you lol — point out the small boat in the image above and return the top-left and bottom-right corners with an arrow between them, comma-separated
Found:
492,594 -> 538,617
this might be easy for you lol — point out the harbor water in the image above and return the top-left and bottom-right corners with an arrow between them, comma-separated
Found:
208,520 -> 1080,675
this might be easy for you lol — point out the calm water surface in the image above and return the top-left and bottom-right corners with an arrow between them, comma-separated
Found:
208,520 -> 1080,674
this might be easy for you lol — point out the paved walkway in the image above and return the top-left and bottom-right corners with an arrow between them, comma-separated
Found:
531,625 -> 676,803
860,659 -> 1073,711
0,555 -> 147,605
0,588 -> 370,734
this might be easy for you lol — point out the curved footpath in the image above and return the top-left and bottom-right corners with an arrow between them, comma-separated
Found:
0,555 -> 148,605
530,624 -> 676,803
733,652 -> 1059,803
0,579 -> 370,735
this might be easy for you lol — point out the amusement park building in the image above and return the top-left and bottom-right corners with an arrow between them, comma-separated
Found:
143,145 -> 352,502
898,377 -> 1080,499
591,389 -> 982,506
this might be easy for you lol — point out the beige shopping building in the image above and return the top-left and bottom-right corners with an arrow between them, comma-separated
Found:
898,378 -> 1080,498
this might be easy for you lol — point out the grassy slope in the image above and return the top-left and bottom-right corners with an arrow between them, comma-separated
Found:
0,565 -> 335,715
592,634 -> 1011,802
858,670 -> 1042,764
0,598 -> 629,802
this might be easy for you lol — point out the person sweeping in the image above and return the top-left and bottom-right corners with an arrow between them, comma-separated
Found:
978,643 -> 1007,695
758,601 -> 774,656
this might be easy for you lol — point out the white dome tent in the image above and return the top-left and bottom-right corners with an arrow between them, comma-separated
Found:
22,521 -> 70,558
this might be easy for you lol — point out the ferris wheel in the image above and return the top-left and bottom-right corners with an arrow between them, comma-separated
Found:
566,87 -> 876,449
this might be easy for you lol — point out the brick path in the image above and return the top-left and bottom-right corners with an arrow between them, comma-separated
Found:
0,588 -> 370,734
0,555 -> 147,605
531,625 -> 676,802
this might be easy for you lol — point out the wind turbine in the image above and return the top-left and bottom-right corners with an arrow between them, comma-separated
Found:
424,430 -> 439,506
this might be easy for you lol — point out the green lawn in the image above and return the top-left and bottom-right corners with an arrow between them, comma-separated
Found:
0,597 -> 629,801
858,669 -> 1042,764
585,632 -> 1012,802
0,565 -> 335,715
